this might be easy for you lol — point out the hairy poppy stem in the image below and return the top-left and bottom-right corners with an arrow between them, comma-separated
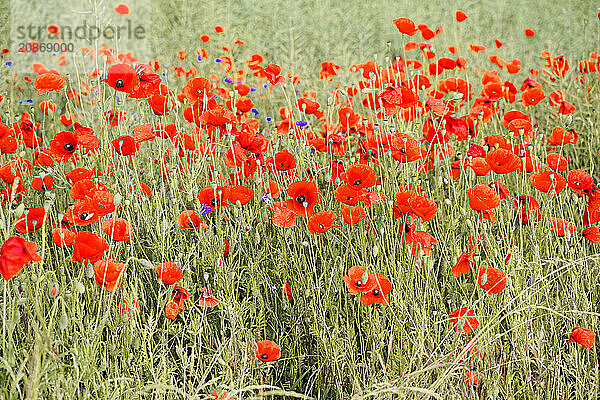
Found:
2,280 -> 6,351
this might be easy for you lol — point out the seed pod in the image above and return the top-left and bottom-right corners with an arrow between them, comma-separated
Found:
59,313 -> 69,331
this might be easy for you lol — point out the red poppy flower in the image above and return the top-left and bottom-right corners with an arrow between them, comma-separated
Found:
360,273 -> 392,306
15,207 -> 46,233
0,123 -> 17,154
91,191 -> 116,217
156,262 -> 183,285
393,18 -> 418,36
548,127 -> 578,146
320,61 -> 340,80
34,72 -> 66,95
452,252 -> 475,277
455,10 -> 468,22
51,227 -> 76,248
569,327 -> 595,349
197,186 -> 229,209
69,199 -> 100,226
31,175 -> 54,192
263,180 -> 280,198
94,259 -> 126,291
199,105 -> 236,128
102,64 -> 140,94
0,236 -> 42,281
521,86 -> 545,106
111,135 -> 139,156
211,391 -> 232,400
338,107 -> 361,131
531,170 -> 566,194
546,153 -> 569,171
132,124 -> 155,143
342,265 -> 376,295
255,340 -> 281,362
256,64 -> 285,85
148,87 -> 176,116
72,231 -> 109,264
404,229 -> 438,256
307,210 -> 340,234
507,118 -> 533,138
126,182 -> 150,199
583,226 -> 600,243
228,185 -> 254,205
465,371 -> 480,388
393,184 -> 421,218
39,101 -> 56,114
550,217 -> 577,237
104,110 -> 126,128
129,70 -> 162,99
66,168 -> 100,184
271,202 -> 298,228
477,265 -> 507,294
567,170 -> 596,196
182,77 -> 213,104
485,148 -> 521,174
514,195 -> 541,225
285,180 -> 321,217
343,164 -> 377,191
112,3 -> 129,14
49,130 -> 79,158
341,205 -> 366,225
164,286 -> 191,319
469,157 -> 491,176
407,195 -> 438,222
198,284 -> 220,307
271,149 -> 297,171
101,218 -> 132,241
449,308 -> 479,334
467,184 -> 500,211
379,86 -> 419,114
282,284 -> 293,300
12,113 -> 41,148
334,184 -> 362,206
69,179 -> 98,201
177,210 -> 208,230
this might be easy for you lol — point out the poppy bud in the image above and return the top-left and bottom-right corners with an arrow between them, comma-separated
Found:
14,203 -> 25,217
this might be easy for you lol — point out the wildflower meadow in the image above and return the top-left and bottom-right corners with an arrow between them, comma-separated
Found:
1,0 -> 600,399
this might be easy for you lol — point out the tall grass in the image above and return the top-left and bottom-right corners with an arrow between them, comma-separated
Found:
0,1 -> 599,399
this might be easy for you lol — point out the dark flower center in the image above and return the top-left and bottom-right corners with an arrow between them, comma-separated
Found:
80,212 -> 93,221
210,199 -> 217,207
353,179 -> 362,186
373,289 -> 380,296
356,281 -> 362,287
64,142 -> 75,152
115,79 -> 125,88
296,194 -> 306,204
261,353 -> 269,360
